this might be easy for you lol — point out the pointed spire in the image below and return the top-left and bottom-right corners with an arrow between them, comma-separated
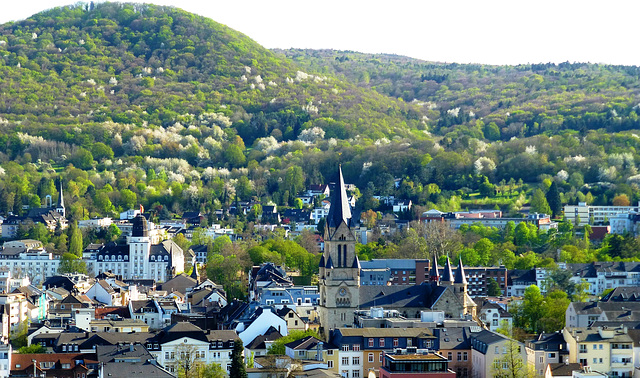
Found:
190,262 -> 200,282
325,255 -> 334,269
441,256 -> 454,283
351,255 -> 361,269
56,178 -> 64,209
319,254 -> 325,268
429,254 -> 440,282
454,257 -> 467,284
326,165 -> 352,229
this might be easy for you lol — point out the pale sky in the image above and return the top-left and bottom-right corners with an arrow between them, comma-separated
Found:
1,0 -> 639,66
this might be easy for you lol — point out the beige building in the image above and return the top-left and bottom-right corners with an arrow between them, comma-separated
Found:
562,326 -> 634,378
470,329 -> 531,378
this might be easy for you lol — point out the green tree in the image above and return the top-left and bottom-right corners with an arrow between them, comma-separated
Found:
267,330 -> 320,355
545,182 -> 561,217
487,277 -> 501,296
69,223 -> 83,257
522,285 -> 544,333
491,338 -> 534,378
18,344 -> 45,354
230,340 -> 247,378
58,253 -> 87,274
530,189 -> 551,216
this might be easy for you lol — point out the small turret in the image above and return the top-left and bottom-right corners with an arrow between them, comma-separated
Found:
441,256 -> 454,283
55,179 -> 65,217
454,256 -> 467,285
429,254 -> 440,283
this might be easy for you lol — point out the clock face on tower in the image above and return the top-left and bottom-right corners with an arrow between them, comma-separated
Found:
339,288 -> 347,296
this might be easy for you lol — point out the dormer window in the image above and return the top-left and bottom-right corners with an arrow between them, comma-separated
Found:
98,256 -> 103,261
151,256 -> 155,261
125,256 -> 129,261
118,255 -> 122,261
164,256 -> 168,261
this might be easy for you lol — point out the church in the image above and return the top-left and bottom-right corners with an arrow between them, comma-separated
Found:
318,166 -> 476,335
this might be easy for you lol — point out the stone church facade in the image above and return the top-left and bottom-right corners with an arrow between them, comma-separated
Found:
318,167 -> 476,335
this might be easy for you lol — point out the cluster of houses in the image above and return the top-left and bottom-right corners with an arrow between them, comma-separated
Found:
3,169 -> 640,377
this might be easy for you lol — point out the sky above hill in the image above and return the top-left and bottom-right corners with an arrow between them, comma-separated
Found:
2,0 -> 639,66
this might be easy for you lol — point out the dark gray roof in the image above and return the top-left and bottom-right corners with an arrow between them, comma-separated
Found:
159,274 -> 196,295
151,322 -> 208,344
547,363 -> 582,377
285,336 -> 323,350
96,343 -> 154,362
101,361 -> 175,378
454,257 -> 467,284
358,284 -> 444,309
434,327 -> 471,350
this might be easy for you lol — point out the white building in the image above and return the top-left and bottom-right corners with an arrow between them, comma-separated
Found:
93,215 -> 184,282
564,202 -> 640,226
148,323 -> 237,375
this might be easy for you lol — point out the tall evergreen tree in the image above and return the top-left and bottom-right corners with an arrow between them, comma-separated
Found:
530,189 -> 552,216
230,339 -> 247,378
68,222 -> 83,257
546,182 -> 561,217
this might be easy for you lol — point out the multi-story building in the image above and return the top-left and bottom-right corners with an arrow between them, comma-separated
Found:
421,209 -> 557,231
0,242 -> 60,285
564,202 -> 640,226
92,214 -> 184,282
327,328 -> 438,378
261,286 -> 320,307
360,259 -> 417,285
470,329 -> 530,378
147,323 -> 238,375
563,326 -> 634,378
526,332 -> 569,377
380,351 -> 455,378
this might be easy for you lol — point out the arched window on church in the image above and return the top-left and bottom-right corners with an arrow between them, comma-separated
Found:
337,245 -> 342,267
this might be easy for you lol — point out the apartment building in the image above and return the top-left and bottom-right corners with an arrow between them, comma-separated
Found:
564,202 -> 640,226
563,326 -> 634,378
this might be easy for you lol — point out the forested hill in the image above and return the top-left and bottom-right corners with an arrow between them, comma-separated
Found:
0,2 -> 426,146
276,49 -> 640,143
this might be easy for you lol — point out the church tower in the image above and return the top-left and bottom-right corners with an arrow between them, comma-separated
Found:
318,166 -> 360,334
55,179 -> 65,217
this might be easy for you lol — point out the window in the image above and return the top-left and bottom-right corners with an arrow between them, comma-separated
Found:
447,352 -> 452,361
548,353 -> 556,359
368,353 -> 374,363
353,345 -> 360,352
352,370 -> 360,378
352,357 -> 359,365
579,344 -> 587,353
393,338 -> 398,347
342,345 -> 349,352
368,338 -> 374,347
327,350 -> 334,356
342,357 -> 349,366
579,359 -> 587,366
328,361 -> 334,368
539,357 -> 543,363
379,354 -> 383,363
379,338 -> 385,348
592,358 -> 597,364
457,352 -> 462,361
463,352 -> 468,361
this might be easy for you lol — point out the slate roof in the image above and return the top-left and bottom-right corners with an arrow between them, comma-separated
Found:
434,327 -> 472,350
96,343 -> 153,362
285,336 -> 323,350
246,326 -> 282,349
101,361 -> 176,378
151,322 -> 208,344
358,284 -> 445,309
601,286 -> 640,302
159,274 -> 196,295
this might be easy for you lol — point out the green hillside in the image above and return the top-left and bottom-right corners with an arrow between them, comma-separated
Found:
277,49 -> 640,142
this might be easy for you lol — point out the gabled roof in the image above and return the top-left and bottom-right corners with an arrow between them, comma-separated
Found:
285,336 -> 323,350
152,322 -> 208,344
547,363 -> 582,377
246,326 -> 282,349
159,274 -> 196,295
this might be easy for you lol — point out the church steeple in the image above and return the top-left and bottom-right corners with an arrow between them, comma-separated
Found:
55,178 -> 65,217
429,254 -> 440,283
454,256 -> 467,284
441,256 -> 454,283
326,165 -> 352,230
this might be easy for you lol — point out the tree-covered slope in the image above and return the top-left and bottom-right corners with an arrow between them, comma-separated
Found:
0,3 -> 425,146
277,49 -> 640,144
